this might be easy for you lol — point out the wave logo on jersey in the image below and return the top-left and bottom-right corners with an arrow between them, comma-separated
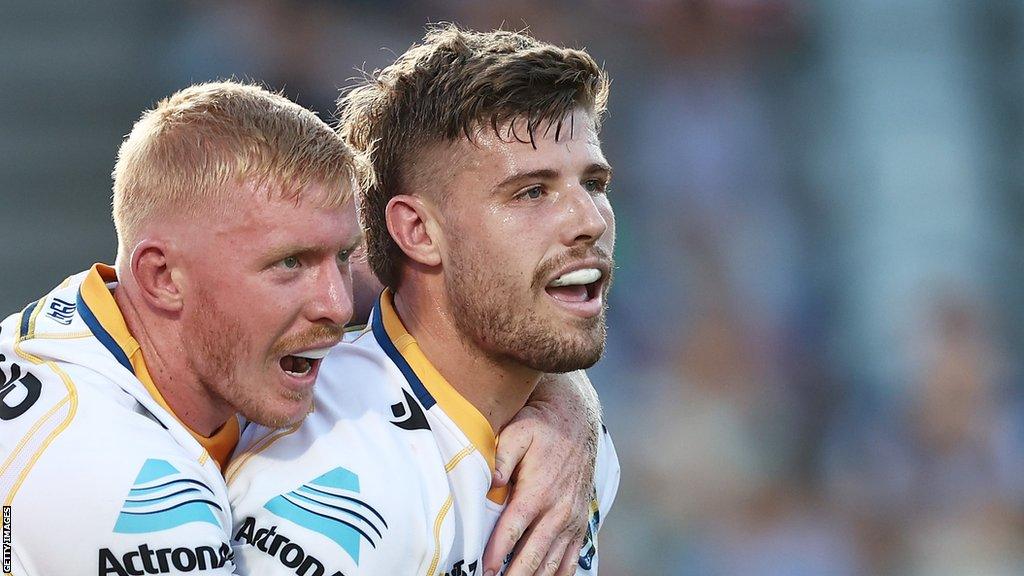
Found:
113,459 -> 222,534
263,466 -> 387,565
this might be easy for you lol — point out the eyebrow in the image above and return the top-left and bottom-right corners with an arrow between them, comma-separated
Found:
492,163 -> 614,193
493,169 -> 560,193
584,163 -> 613,180
263,231 -> 365,264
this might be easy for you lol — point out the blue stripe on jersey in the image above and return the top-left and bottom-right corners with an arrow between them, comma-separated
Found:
19,299 -> 38,339
77,288 -> 134,374
369,298 -> 436,410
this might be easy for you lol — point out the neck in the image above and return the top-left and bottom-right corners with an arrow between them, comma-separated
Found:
113,281 -> 232,437
392,285 -> 540,432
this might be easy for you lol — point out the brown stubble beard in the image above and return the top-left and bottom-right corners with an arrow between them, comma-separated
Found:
445,240 -> 612,374
184,285 -> 305,429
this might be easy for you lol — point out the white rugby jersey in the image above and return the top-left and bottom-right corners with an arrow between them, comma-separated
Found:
1,265 -> 240,576
227,290 -> 619,576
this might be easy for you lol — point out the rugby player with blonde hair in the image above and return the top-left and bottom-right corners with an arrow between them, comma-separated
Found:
1,81 -> 358,576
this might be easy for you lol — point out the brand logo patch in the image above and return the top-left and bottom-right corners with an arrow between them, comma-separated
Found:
262,467 -> 386,565
390,388 -> 430,431
114,459 -> 222,534
45,298 -> 76,325
99,543 -> 232,576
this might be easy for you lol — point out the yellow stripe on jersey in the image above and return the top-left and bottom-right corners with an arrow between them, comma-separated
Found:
426,495 -> 454,576
379,291 -> 499,471
80,264 -> 239,469
224,420 -> 304,483
444,441 -> 507,503
445,445 -> 475,473
2,382 -> 76,508
348,329 -> 374,343
17,274 -> 76,342
24,297 -> 43,341
3,308 -> 79,508
79,265 -> 136,357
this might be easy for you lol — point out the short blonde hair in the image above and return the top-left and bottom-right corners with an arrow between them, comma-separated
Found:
113,81 -> 360,261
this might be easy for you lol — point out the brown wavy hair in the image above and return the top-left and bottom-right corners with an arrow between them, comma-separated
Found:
339,24 -> 609,289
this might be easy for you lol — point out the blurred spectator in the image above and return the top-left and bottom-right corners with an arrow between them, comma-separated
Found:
824,293 -> 1024,573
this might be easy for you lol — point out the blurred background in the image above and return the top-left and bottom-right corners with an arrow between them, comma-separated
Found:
4,0 -> 1024,574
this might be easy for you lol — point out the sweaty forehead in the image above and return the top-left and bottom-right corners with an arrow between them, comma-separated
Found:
403,110 -> 603,198
475,113 -> 603,168
474,109 -> 600,148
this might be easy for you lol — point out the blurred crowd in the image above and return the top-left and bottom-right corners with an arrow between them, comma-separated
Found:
6,0 -> 1024,574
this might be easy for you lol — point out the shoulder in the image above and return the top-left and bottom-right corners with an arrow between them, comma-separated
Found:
321,338 -> 399,383
0,317 -> 187,501
0,301 -> 169,510
0,300 -> 72,424
0,273 -> 140,440
1,275 -> 237,574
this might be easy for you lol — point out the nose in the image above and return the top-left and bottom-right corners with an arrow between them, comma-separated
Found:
559,184 -> 609,247
310,261 -> 354,327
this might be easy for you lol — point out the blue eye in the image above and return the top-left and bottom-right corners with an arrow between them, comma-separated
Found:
337,249 -> 352,264
281,256 -> 301,269
521,186 -> 544,200
583,179 -> 607,193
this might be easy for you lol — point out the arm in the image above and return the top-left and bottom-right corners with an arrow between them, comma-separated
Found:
482,370 -> 601,576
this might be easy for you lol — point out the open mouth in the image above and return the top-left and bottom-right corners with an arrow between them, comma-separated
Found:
279,347 -> 332,378
545,267 -> 602,303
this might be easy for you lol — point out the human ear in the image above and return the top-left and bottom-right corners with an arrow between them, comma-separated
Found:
385,195 -> 442,267
130,240 -> 184,312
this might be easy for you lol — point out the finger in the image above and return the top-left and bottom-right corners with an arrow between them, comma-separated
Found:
482,502 -> 530,575
493,425 -> 533,487
554,532 -> 586,576
502,516 -> 567,576
536,530 -> 575,576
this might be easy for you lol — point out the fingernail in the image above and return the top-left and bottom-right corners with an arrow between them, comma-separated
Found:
484,571 -> 495,576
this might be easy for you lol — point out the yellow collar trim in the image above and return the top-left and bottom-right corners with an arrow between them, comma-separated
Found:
80,264 -> 238,469
379,290 -> 499,471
